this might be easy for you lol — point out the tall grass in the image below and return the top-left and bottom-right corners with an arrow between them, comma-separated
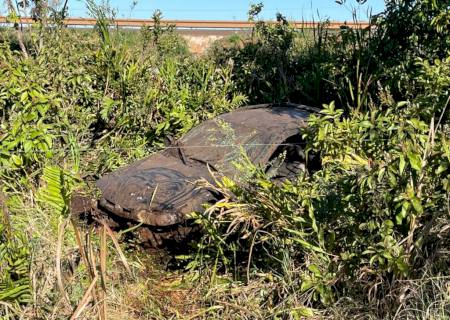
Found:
1,0 -> 449,319
190,2 -> 450,319
0,2 -> 245,317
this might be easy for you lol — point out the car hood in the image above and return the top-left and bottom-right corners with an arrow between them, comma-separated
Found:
96,153 -> 215,226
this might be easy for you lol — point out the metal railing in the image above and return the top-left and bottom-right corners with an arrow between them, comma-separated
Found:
0,16 -> 370,29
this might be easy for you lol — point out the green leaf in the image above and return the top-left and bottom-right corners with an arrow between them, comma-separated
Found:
399,155 -> 406,174
285,229 -> 328,255
37,166 -> 73,216
396,258 -> 409,275
407,152 -> 422,171
291,307 -> 315,317
436,163 -> 448,175
396,201 -> 410,224
411,197 -> 423,214
20,91 -> 29,103
11,155 -> 23,166
300,279 -> 314,292
307,264 -> 321,276
360,120 -> 372,128
23,141 -> 33,153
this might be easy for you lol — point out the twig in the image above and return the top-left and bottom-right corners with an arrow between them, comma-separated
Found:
215,300 -> 258,316
97,219 -> 132,275
5,0 -> 28,57
70,275 -> 99,320
247,230 -> 260,284
86,228 -> 100,309
71,219 -> 89,275
56,216 -> 70,305
99,225 -> 107,290
99,225 -> 108,320
0,301 -> 20,316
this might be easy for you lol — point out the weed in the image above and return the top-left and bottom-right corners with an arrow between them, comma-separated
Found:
1,0 -> 449,319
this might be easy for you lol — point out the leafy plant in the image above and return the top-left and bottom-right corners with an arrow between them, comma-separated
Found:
38,166 -> 78,217
0,195 -> 31,310
190,96 -> 449,316
0,225 -> 31,305
1,0 -> 449,318
210,9 -> 299,104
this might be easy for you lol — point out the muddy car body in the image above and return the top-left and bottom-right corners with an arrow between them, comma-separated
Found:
81,103 -> 319,245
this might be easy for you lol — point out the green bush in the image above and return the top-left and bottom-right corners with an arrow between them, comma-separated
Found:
191,99 -> 450,316
210,0 -> 450,116
0,3 -> 245,314
209,13 -> 304,104
1,0 -> 449,318
190,2 -> 450,317
0,16 -> 245,177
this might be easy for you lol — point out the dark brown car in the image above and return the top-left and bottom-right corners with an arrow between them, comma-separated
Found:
88,103 -> 318,245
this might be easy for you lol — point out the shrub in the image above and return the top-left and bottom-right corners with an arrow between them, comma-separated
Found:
190,2 -> 450,315
0,4 -> 245,315
191,98 -> 450,316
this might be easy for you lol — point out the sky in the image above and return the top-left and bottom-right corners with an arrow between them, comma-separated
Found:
2,1 -> 386,21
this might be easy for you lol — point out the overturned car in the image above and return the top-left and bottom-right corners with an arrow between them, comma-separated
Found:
74,103 -> 319,246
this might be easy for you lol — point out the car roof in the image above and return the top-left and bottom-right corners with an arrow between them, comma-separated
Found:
173,103 -> 314,175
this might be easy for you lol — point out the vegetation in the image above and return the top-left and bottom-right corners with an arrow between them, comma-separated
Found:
0,0 -> 449,319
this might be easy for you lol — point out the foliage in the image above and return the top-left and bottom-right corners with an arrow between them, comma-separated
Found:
210,0 -> 450,115
372,0 -> 450,68
191,98 -> 450,316
0,1 -> 245,313
209,11 -> 300,104
0,10 -> 245,177
140,9 -> 189,57
190,1 -> 450,317
0,226 -> 31,306
0,44 -> 59,173
1,0 -> 450,318
38,166 -> 79,217
0,200 -> 31,309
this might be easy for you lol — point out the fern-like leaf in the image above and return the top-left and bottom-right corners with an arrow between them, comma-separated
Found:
38,166 -> 73,216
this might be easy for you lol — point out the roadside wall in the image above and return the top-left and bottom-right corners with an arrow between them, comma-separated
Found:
178,30 -> 247,54
182,34 -> 224,54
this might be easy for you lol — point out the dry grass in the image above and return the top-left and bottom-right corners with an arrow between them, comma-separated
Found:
3,174 -> 449,320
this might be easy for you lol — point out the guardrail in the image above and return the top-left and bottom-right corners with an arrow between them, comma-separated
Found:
0,17 -> 370,29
